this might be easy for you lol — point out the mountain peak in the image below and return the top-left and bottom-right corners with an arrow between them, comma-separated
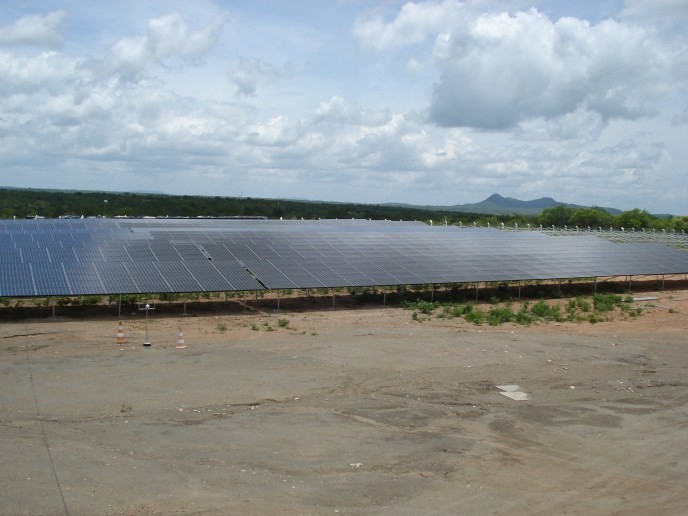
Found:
479,194 -> 562,209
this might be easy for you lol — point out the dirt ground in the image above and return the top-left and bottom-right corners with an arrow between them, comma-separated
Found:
1,288 -> 687,515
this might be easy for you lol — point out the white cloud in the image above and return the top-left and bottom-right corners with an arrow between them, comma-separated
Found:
514,108 -> 606,143
0,11 -> 65,47
227,57 -> 291,96
314,96 -> 389,126
428,10 -> 682,129
147,12 -> 225,61
104,12 -> 226,78
352,0 -> 465,51
0,50 -> 79,95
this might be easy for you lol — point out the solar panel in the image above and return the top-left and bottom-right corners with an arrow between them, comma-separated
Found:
0,218 -> 686,298
95,262 -> 138,293
63,262 -> 107,295
31,262 -> 70,296
0,263 -> 35,297
126,263 -> 172,293
211,261 -> 264,291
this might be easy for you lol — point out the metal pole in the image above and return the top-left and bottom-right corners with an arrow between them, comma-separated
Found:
144,304 -> 150,346
139,303 -> 154,347
518,281 -> 521,299
277,289 -> 280,311
118,294 -> 122,318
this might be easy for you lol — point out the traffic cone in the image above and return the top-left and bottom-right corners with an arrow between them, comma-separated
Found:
116,321 -> 125,344
175,328 -> 186,349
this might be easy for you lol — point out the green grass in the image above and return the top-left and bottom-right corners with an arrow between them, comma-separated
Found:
401,289 -> 644,327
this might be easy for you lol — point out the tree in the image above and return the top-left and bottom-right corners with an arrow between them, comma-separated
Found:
613,209 -> 655,230
538,205 -> 574,227
569,207 -> 613,229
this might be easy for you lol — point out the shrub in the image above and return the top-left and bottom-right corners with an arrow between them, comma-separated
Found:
464,307 -> 484,324
277,318 -> 289,327
76,295 -> 103,306
593,293 -> 622,312
531,300 -> 562,321
403,299 -> 438,314
487,306 -> 514,325
514,304 -> 535,325
588,313 -> 604,324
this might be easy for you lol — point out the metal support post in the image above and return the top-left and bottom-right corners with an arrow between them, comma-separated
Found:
138,303 -> 155,347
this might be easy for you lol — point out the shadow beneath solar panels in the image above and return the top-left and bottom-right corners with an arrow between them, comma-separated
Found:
0,277 -> 686,321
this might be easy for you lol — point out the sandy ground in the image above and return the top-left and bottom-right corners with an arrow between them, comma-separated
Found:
1,289 -> 687,515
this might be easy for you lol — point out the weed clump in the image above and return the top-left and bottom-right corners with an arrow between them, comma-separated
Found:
530,300 -> 563,321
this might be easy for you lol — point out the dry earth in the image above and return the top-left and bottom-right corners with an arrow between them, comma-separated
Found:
1,288 -> 687,515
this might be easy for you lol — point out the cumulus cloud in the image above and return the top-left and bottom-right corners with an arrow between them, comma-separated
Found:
226,57 -> 291,96
313,96 -> 389,126
428,10 -> 680,129
352,0 -> 465,51
0,50 -> 79,95
0,11 -> 65,47
354,3 -> 684,131
104,12 -> 226,78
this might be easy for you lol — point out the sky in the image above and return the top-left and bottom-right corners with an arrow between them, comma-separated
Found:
1,0 -> 687,214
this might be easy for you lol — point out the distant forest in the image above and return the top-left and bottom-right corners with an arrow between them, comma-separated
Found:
1,188 -> 686,231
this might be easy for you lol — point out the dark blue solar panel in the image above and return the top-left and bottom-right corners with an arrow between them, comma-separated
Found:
0,218 -> 686,297
31,263 -> 70,296
126,263 -> 171,293
63,262 -> 107,295
0,263 -> 35,296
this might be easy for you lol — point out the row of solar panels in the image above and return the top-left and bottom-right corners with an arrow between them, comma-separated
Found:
0,219 -> 687,297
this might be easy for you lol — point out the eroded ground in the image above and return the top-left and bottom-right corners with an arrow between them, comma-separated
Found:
1,290 -> 687,515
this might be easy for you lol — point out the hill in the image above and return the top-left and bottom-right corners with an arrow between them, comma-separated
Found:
386,193 -> 622,216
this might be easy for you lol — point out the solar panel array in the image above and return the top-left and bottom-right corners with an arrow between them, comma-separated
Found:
0,218 -> 687,297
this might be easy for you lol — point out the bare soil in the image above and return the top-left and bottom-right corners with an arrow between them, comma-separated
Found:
1,288 -> 687,515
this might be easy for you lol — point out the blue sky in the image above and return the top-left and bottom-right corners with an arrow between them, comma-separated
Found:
1,0 -> 687,214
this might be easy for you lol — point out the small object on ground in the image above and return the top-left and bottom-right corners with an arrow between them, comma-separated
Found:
496,384 -> 520,392
176,328 -> 186,348
496,384 -> 529,401
116,321 -> 125,344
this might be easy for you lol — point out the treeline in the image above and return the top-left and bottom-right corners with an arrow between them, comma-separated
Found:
1,188 -> 686,231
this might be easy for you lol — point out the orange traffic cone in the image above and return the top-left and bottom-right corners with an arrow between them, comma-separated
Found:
116,321 -> 125,344
175,328 -> 186,349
